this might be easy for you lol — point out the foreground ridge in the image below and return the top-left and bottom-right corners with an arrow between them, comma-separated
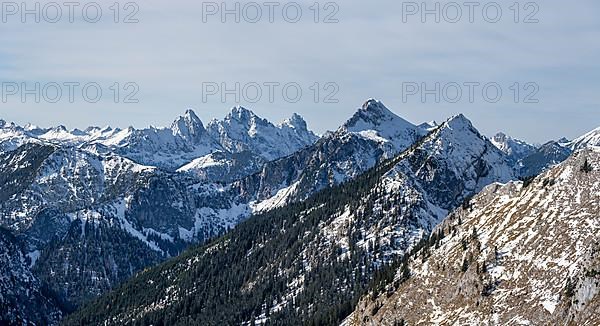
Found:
347,148 -> 600,326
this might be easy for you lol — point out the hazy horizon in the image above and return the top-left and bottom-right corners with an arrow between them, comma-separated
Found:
0,99 -> 593,144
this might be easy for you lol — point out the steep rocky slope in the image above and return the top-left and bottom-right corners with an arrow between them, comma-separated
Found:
569,126 -> 600,150
0,143 -> 248,307
347,148 -> 600,326
235,99 -> 427,211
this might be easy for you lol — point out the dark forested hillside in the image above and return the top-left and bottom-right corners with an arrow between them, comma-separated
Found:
0,226 -> 63,325
63,150 -> 404,326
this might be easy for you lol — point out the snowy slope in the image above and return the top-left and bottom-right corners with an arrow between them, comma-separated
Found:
0,143 -> 251,306
241,99 -> 427,212
206,106 -> 318,162
490,132 -> 536,164
348,148 -> 600,326
1,108 -> 319,184
569,126 -> 600,150
0,120 -> 41,152
342,99 -> 425,152
87,110 -> 220,170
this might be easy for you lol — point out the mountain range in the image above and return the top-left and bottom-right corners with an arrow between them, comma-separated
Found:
1,100 -> 599,325
62,111 -> 517,325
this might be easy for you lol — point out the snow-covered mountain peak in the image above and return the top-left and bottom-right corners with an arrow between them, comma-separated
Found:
85,126 -> 116,135
361,98 -> 388,111
344,99 -> 414,131
23,123 -> 41,131
211,106 -> 269,137
340,99 -> 423,152
54,125 -> 69,133
71,129 -> 87,136
170,109 -> 207,143
344,99 -> 405,131
38,126 -> 79,143
0,120 -> 19,130
217,106 -> 275,135
280,113 -> 308,130
444,113 -> 474,130
227,106 -> 260,123
490,131 -> 536,165
172,108 -> 204,127
428,114 -> 484,146
84,126 -> 99,133
418,120 -> 439,130
204,106 -> 318,162
411,113 -> 516,195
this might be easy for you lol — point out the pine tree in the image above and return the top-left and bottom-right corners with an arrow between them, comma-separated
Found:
461,257 -> 470,273
581,159 -> 593,173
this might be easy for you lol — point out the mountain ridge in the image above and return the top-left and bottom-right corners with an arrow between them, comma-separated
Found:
347,148 -> 600,325
1,101 -> 598,325
61,111 -> 517,325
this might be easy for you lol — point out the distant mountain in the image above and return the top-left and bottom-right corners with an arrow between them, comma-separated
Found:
518,140 -> 573,177
490,132 -> 536,164
508,125 -> 600,178
0,120 -> 42,152
347,148 -> 600,325
488,129 -> 600,178
342,99 -> 424,152
5,102 -> 594,325
235,99 -> 427,211
177,107 -> 319,182
63,113 -> 515,326
488,132 -> 573,178
207,107 -> 318,161
0,108 -> 318,181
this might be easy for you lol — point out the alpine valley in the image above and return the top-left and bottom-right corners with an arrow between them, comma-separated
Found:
1,100 -> 598,325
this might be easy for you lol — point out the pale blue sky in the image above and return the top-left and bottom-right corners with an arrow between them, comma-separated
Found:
0,0 -> 599,143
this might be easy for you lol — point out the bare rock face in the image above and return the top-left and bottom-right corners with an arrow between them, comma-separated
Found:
347,149 -> 600,326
